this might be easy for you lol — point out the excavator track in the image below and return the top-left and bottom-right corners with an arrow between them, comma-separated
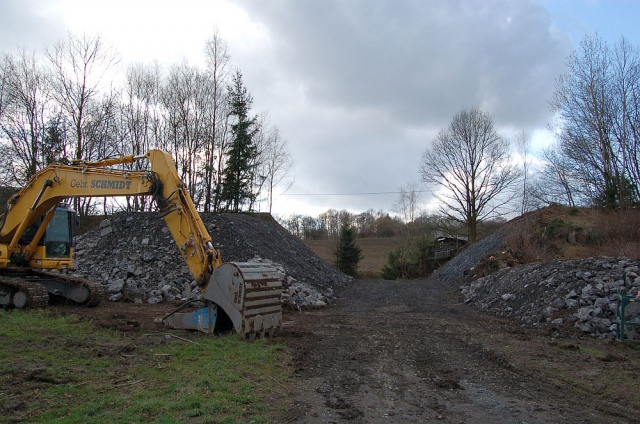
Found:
0,276 -> 49,309
0,270 -> 105,308
31,270 -> 106,306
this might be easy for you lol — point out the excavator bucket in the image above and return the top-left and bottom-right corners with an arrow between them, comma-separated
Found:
205,262 -> 283,339
163,262 -> 283,339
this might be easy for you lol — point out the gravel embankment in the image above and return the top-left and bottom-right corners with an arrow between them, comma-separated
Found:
65,212 -> 352,309
460,257 -> 640,338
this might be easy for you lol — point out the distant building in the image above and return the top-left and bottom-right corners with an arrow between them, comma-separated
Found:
432,236 -> 467,260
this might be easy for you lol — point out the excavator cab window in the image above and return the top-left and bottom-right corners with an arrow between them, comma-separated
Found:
19,205 -> 75,258
44,206 -> 74,258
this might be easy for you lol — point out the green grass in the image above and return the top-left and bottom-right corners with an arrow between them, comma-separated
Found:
578,345 -> 606,358
0,310 -> 291,423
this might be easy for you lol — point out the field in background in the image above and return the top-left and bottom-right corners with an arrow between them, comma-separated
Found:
304,237 -> 401,278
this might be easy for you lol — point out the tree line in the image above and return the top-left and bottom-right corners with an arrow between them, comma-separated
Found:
279,208 -> 504,241
0,31 -> 293,216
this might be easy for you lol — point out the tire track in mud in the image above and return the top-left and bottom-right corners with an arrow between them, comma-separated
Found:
280,279 -> 621,423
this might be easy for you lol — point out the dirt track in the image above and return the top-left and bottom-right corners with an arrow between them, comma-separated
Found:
279,279 -> 639,423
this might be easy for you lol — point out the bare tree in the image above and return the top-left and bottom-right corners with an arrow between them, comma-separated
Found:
354,209 -> 378,237
211,102 -> 232,212
161,61 -> 215,205
203,30 -> 230,212
45,33 -> 119,216
611,37 -> 640,204
257,125 -> 293,213
393,184 -> 420,224
0,49 -> 52,184
551,34 -> 640,208
120,62 -> 163,211
516,131 -> 534,214
319,209 -> 343,239
0,54 -> 10,121
45,33 -> 119,161
530,143 -> 579,207
419,108 -> 520,242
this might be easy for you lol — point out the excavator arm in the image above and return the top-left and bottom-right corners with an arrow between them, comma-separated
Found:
0,150 -> 220,282
0,150 -> 282,338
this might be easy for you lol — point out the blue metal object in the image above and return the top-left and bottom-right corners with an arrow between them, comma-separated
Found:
163,303 -> 217,334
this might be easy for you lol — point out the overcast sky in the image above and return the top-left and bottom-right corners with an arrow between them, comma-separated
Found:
1,0 -> 639,217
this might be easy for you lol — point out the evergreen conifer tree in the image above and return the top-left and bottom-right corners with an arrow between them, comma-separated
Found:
335,225 -> 363,277
220,70 -> 258,212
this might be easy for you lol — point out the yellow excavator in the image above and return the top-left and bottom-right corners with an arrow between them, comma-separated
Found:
0,150 -> 283,339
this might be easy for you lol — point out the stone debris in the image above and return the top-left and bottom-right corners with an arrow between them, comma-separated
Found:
460,257 -> 640,338
431,228 -> 510,283
61,212 -> 352,309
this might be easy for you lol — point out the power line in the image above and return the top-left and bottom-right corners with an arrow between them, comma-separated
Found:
282,190 -> 426,197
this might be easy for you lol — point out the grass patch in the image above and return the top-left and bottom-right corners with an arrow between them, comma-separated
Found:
0,309 -> 291,423
578,345 -> 606,358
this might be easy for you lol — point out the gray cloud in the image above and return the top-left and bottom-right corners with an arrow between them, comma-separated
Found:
0,0 -> 575,216
234,0 -> 572,214
0,0 -> 62,53
238,0 -> 571,129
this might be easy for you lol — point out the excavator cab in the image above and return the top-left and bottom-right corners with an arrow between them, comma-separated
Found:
42,205 -> 75,259
19,203 -> 75,262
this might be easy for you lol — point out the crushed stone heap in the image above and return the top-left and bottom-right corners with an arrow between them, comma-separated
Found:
68,212 -> 352,309
461,257 -> 640,338
430,227 -> 510,283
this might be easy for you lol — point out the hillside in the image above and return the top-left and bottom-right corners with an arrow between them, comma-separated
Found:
435,205 -> 640,282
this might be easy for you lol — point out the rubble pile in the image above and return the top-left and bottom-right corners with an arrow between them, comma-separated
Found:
431,228 -> 510,283
68,212 -> 352,309
460,257 -> 640,338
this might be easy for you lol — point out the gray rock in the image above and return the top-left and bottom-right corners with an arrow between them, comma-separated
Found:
460,256 -> 639,337
147,296 -> 161,305
100,226 -> 113,237
141,251 -> 156,262
566,290 -> 578,299
107,279 -> 125,294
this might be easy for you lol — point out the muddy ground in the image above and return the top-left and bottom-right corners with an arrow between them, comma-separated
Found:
54,276 -> 640,424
